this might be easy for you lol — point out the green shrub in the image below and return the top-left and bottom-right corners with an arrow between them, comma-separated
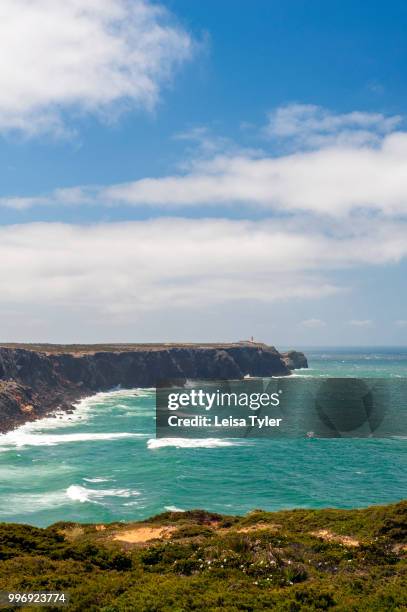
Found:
0,501 -> 405,611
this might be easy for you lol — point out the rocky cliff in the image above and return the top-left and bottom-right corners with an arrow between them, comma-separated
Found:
0,343 -> 307,433
281,350 -> 309,370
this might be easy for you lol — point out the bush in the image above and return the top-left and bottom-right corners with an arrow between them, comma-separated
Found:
0,501 -> 405,611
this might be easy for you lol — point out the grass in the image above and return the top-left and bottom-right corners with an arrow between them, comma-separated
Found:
0,342 -> 265,355
0,500 -> 405,611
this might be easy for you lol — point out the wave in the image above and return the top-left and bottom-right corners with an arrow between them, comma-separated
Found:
0,484 -> 142,514
66,484 -> 140,504
79,387 -> 154,401
0,490 -> 70,515
7,404 -> 93,435
164,505 -> 185,512
0,387 -> 154,448
0,431 -> 147,450
73,388 -> 153,410
83,477 -> 112,483
0,390 -> 106,439
116,410 -> 156,418
289,372 -> 325,377
147,437 -> 244,449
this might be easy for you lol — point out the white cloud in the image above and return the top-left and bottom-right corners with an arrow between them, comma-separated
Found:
395,320 -> 407,328
265,104 -> 401,149
348,320 -> 374,328
5,110 -> 407,217
0,217 -> 406,318
100,130 -> 407,216
2,103 -> 407,339
300,319 -> 326,329
0,0 -> 192,135
102,131 -> 407,217
0,215 -> 406,341
0,219 -> 339,312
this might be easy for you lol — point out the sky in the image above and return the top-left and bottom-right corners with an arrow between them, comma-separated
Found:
1,0 -> 407,346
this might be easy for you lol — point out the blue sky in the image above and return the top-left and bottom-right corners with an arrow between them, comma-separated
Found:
1,0 -> 407,345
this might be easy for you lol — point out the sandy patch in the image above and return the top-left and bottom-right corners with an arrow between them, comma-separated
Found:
311,529 -> 360,547
113,526 -> 176,543
392,543 -> 407,554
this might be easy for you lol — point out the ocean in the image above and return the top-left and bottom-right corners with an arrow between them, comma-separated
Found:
0,348 -> 405,527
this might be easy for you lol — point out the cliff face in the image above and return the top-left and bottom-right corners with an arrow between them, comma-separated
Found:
0,343 -> 307,433
281,350 -> 308,370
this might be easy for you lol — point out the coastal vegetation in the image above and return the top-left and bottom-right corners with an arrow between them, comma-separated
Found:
0,500 -> 405,611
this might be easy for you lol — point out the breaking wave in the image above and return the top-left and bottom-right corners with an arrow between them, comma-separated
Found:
164,505 -> 185,512
0,431 -> 147,450
66,484 -> 140,504
147,437 -> 243,449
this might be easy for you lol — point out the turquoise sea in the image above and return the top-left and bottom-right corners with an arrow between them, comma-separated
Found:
0,348 -> 405,527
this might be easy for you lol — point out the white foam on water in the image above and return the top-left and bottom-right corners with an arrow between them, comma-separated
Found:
74,388 -> 152,411
147,437 -> 243,449
0,462 -> 74,482
288,372 -> 325,377
0,483 -> 142,514
83,477 -> 112,483
0,490 -> 69,515
0,391 -> 103,443
0,387 -> 153,450
66,484 -> 140,504
7,403 -> 93,435
116,411 -> 155,418
83,388 -> 153,401
164,505 -> 185,512
0,431 -> 147,450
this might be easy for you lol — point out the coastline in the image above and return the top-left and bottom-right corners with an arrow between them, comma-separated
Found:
0,352 -> 405,610
0,343 -> 307,433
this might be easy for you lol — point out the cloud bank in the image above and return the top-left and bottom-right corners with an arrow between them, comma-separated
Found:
0,217 -> 406,316
101,132 -> 407,216
1,105 -> 407,340
3,106 -> 407,217
0,0 -> 192,135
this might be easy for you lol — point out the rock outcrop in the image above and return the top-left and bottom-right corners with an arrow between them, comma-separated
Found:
281,350 -> 308,370
0,343 -> 307,433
